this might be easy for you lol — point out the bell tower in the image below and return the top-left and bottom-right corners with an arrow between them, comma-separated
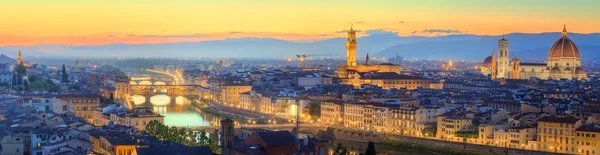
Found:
497,36 -> 509,79
220,118 -> 234,155
346,25 -> 357,66
17,50 -> 22,64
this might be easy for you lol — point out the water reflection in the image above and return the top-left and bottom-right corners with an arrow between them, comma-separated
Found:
149,94 -> 170,106
130,95 -> 215,127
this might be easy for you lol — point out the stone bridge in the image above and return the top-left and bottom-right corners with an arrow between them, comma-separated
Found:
131,85 -> 199,96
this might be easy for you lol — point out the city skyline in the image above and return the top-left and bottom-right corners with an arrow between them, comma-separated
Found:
2,0 -> 600,46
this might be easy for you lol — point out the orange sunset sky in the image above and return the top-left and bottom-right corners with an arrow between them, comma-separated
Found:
1,0 -> 599,46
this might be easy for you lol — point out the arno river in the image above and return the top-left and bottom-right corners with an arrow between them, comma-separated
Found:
130,94 -> 219,127
129,94 -> 448,155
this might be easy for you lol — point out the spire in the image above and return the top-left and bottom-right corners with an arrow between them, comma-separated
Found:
350,24 -> 353,31
17,50 -> 22,64
562,24 -> 568,38
365,53 -> 370,65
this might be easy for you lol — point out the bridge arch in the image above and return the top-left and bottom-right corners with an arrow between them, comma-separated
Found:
130,81 -> 138,85
138,81 -> 153,85
153,81 -> 167,85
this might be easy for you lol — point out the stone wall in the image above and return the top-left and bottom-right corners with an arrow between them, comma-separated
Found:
318,127 -> 382,143
320,127 -> 564,155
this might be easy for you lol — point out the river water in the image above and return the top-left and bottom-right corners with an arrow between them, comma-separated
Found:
130,94 -> 221,127
130,94 -> 439,155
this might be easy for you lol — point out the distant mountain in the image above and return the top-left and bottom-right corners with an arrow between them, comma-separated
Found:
1,32 -> 599,61
375,33 -> 600,61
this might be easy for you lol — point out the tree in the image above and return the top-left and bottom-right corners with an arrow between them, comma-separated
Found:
15,63 -> 26,75
23,80 -> 31,92
308,102 -> 321,119
11,72 -> 18,86
421,127 -> 437,137
334,143 -> 348,155
208,139 -> 221,154
28,75 -> 42,83
472,117 -> 481,127
61,64 -> 69,83
365,141 -> 376,155
109,93 -> 115,101
12,85 -> 24,91
30,80 -> 49,92
69,84 -> 81,90
0,82 -> 10,89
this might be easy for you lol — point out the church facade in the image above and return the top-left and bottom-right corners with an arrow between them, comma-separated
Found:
481,25 -> 588,81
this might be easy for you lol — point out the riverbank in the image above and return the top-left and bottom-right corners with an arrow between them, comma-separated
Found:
321,127 -> 560,155
381,140 -> 490,155
198,107 -> 251,124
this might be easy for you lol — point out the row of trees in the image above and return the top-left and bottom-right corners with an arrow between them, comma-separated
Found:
145,120 -> 220,154
333,141 -> 376,155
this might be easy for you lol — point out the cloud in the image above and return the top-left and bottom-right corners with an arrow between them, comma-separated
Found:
229,31 -> 244,34
421,29 -> 463,34
364,28 -> 399,35
355,21 -> 364,24
125,34 -> 208,38
411,31 -> 417,34
107,34 -> 117,37
336,30 -> 363,33
399,21 -> 406,24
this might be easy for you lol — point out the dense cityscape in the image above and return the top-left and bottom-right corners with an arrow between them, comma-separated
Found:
0,23 -> 599,155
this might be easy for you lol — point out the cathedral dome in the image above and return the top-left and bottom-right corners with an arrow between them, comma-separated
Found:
575,67 -> 586,74
548,25 -> 580,59
483,56 -> 493,67
550,67 -> 561,74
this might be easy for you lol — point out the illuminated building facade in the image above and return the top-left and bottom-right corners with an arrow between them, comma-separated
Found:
484,25 -> 588,80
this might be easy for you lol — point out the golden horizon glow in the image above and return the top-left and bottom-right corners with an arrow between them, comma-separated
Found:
1,0 -> 600,46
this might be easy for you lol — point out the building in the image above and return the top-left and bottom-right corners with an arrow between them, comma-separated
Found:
537,116 -> 582,154
0,54 -> 17,84
574,125 -> 600,155
236,130 -> 329,155
484,25 -> 588,80
89,131 -> 147,155
341,72 -> 430,90
93,106 -> 164,130
0,128 -> 27,155
57,94 -> 101,122
221,82 -> 252,107
320,100 -> 344,125
337,26 -> 403,83
436,112 -> 476,142
114,79 -> 130,101
21,97 -> 70,114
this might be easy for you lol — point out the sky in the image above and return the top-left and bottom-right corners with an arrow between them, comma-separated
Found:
1,0 -> 599,46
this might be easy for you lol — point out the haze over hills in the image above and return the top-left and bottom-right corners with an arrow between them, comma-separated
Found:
1,32 -> 599,61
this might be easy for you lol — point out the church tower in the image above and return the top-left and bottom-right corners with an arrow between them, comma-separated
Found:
220,118 -> 234,155
346,25 -> 357,66
365,54 -> 370,65
17,50 -> 22,64
75,57 -> 82,68
497,36 -> 509,79
491,50 -> 498,80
